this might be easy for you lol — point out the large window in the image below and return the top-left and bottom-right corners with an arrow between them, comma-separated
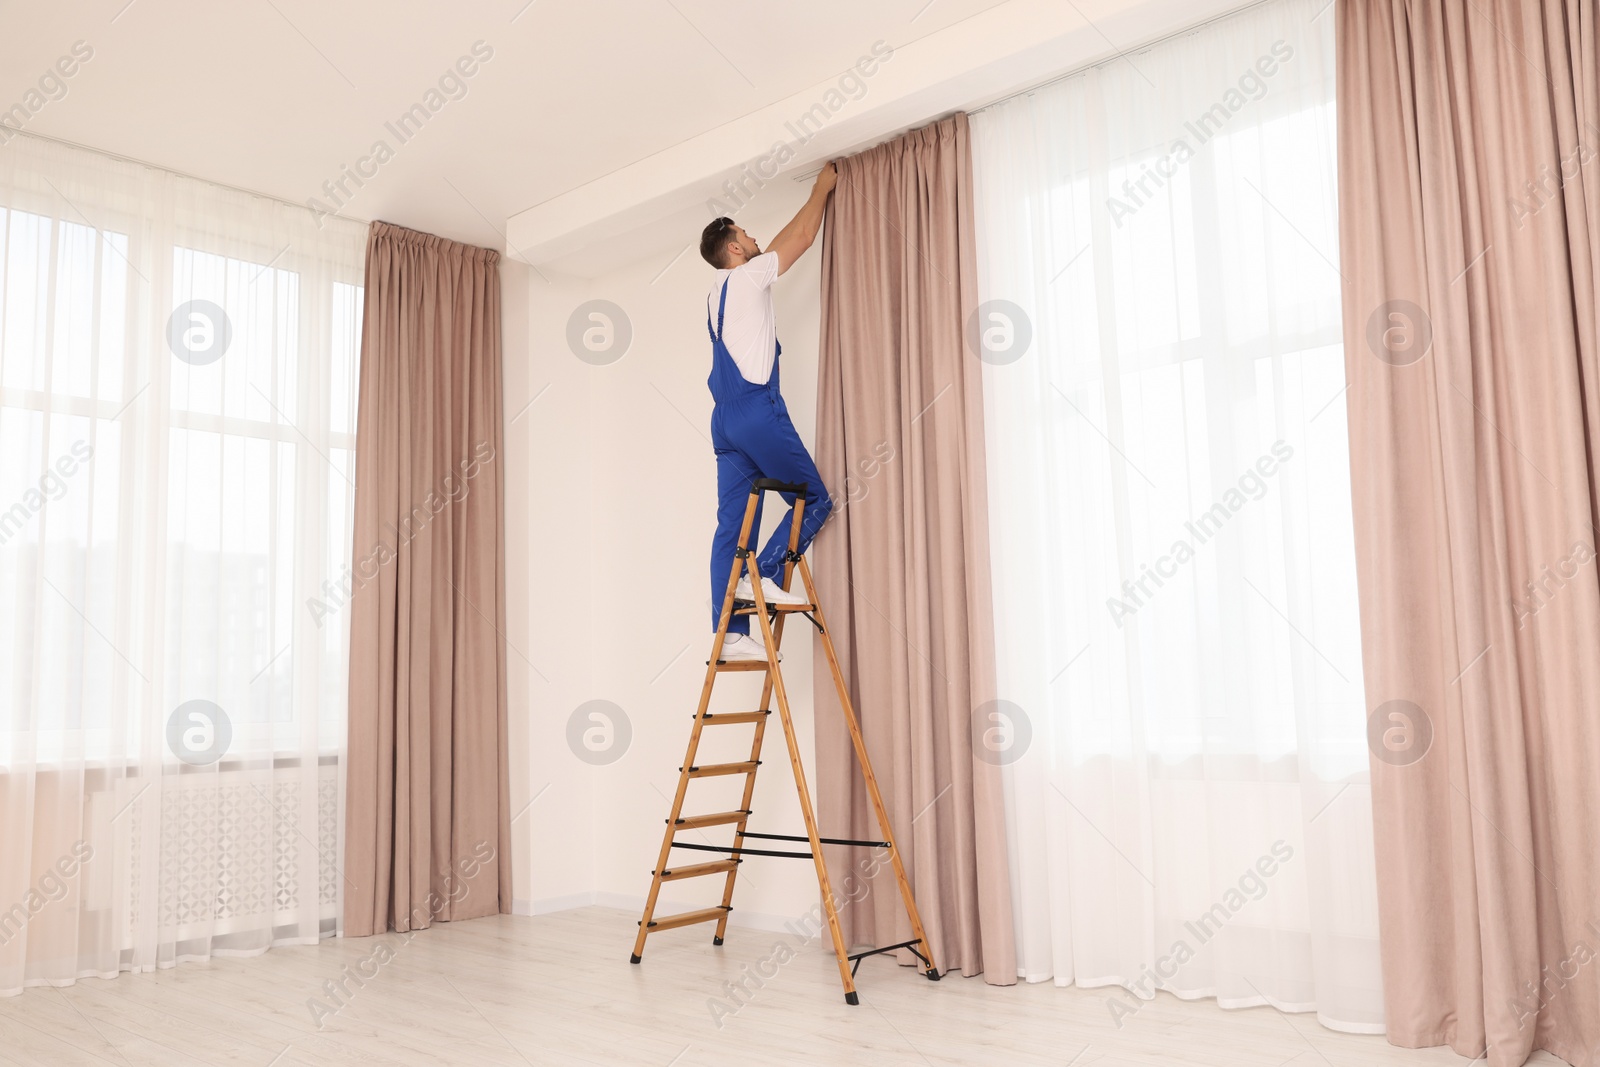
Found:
0,133 -> 366,992
0,212 -> 361,760
971,0 -> 1382,1031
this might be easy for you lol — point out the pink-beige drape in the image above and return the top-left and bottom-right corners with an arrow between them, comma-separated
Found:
813,113 -> 1016,982
1339,2 -> 1600,1063
343,221 -> 512,937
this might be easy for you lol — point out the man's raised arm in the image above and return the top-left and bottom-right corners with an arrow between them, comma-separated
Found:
768,162 -> 838,275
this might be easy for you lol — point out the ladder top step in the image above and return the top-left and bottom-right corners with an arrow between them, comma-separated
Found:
711,659 -> 774,672
749,478 -> 806,496
673,809 -> 751,830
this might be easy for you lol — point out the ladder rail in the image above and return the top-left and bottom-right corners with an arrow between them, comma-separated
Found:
713,611 -> 779,942
713,490 -> 808,941
797,553 -> 940,978
746,547 -> 861,1001
630,498 -> 761,963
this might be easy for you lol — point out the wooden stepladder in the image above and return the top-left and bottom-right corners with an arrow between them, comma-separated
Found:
630,478 -> 939,1004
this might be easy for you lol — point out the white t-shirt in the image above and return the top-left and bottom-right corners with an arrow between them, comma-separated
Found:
707,251 -> 779,385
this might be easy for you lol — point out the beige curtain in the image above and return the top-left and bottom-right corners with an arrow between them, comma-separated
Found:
344,221 -> 511,937
813,113 -> 1016,982
1339,2 -> 1600,1063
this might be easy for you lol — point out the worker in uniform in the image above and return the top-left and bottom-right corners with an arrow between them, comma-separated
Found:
700,161 -> 838,660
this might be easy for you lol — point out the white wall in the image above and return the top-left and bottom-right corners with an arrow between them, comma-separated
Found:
506,183 -> 827,929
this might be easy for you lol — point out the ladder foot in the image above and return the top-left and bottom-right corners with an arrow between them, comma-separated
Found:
712,936 -> 724,946
844,991 -> 859,1006
926,969 -> 940,981
629,954 -> 642,964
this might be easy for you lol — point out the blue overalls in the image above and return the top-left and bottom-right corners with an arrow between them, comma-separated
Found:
707,277 -> 832,635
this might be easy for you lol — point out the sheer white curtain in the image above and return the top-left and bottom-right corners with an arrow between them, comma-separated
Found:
970,0 -> 1383,1031
0,133 -> 364,993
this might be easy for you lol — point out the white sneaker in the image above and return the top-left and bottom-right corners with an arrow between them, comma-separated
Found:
734,575 -> 809,607
719,633 -> 781,662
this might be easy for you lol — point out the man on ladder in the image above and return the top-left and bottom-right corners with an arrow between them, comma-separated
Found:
699,162 -> 837,660
630,160 -> 938,1006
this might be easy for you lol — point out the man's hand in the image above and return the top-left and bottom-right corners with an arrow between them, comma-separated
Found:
770,161 -> 840,275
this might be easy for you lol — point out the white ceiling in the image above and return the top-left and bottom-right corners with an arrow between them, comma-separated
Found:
2,0 -> 1018,249
5,0 -> 1255,269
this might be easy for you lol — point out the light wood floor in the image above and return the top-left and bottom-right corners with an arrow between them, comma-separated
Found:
0,907 -> 1561,1066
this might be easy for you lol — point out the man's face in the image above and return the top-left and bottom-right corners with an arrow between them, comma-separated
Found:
729,225 -> 761,262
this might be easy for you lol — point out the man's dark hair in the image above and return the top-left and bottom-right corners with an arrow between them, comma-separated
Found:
699,216 -> 735,268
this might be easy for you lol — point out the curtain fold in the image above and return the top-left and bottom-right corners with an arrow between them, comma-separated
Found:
971,0 -> 1384,1030
1339,1 -> 1600,1063
813,113 -> 1017,981
343,221 -> 511,937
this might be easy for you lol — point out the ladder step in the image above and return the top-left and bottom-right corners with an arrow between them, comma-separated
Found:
712,659 -> 774,672
657,859 -> 740,881
642,906 -> 731,932
734,602 -> 815,614
682,761 -> 760,778
673,809 -> 751,830
698,710 -> 771,725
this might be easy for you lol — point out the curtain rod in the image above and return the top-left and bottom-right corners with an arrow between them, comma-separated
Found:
5,126 -> 372,227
